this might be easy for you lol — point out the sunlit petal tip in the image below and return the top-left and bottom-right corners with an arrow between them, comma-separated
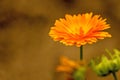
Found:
65,14 -> 72,19
76,45 -> 81,47
90,12 -> 93,15
109,35 -> 112,37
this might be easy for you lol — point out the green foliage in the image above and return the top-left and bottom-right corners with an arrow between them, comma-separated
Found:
73,67 -> 86,80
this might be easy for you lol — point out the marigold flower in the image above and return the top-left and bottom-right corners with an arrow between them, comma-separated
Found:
56,56 -> 84,73
49,13 -> 111,47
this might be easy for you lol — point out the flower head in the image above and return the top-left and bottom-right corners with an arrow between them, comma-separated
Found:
49,13 -> 111,47
56,56 -> 85,73
90,49 -> 120,76
56,56 -> 80,73
56,56 -> 86,80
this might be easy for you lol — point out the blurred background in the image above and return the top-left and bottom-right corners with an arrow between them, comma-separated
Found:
0,0 -> 120,80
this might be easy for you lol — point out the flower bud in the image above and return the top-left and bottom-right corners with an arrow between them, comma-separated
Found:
90,49 -> 120,77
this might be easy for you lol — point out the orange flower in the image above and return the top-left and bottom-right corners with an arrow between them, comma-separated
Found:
49,13 -> 111,47
56,56 -> 84,73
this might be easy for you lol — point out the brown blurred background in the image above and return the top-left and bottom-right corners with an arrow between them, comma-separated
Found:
0,0 -> 120,80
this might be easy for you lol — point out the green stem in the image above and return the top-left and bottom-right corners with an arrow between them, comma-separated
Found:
112,72 -> 117,80
80,46 -> 83,60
